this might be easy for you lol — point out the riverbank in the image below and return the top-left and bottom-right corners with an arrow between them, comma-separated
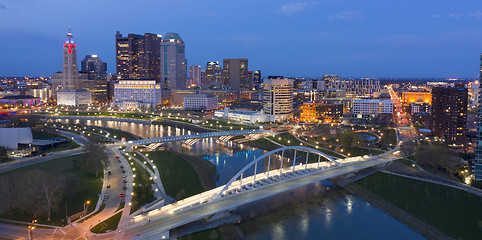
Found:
351,171 -> 482,239
345,183 -> 451,240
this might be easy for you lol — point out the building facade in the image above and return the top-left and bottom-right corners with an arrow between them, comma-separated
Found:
188,65 -> 201,87
401,92 -> 432,104
476,54 -> 482,181
57,89 -> 92,106
81,55 -> 107,80
113,80 -> 161,110
52,29 -> 79,97
160,32 -> 187,90
223,58 -> 249,89
115,32 -> 161,81
204,61 -> 223,87
262,78 -> 294,122
431,84 -> 467,146
352,99 -> 393,117
183,94 -> 218,111
300,101 -> 343,123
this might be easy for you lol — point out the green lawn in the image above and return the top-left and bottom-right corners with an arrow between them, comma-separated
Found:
339,146 -> 385,157
90,211 -> 122,233
120,153 -> 156,214
149,151 -> 204,200
355,172 -> 482,239
0,154 -> 102,226
267,133 -> 345,159
379,128 -> 397,148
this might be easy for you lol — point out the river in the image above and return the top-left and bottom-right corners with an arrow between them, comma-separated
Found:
52,118 -> 425,239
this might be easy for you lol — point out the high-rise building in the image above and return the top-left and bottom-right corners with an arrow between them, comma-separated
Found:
188,65 -> 201,87
431,84 -> 467,146
475,54 -> 482,181
262,78 -> 294,122
81,55 -> 107,80
253,70 -> 262,88
52,28 -> 79,97
223,58 -> 249,89
317,74 -> 340,90
204,61 -> 222,86
160,32 -> 187,89
115,32 -> 161,81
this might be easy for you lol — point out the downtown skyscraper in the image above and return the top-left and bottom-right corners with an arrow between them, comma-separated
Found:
475,54 -> 482,181
52,28 -> 79,97
160,32 -> 187,90
115,32 -> 161,81
223,58 -> 249,89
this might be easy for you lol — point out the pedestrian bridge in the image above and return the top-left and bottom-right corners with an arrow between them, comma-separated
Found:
122,146 -> 400,239
125,129 -> 266,151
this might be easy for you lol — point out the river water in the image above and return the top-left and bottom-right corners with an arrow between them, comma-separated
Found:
53,119 -> 425,239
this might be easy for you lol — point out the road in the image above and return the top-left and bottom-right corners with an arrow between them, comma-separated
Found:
0,130 -> 87,173
120,153 -> 398,240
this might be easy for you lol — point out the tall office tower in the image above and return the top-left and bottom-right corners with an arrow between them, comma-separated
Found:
160,32 -> 187,89
188,65 -> 201,87
475,54 -> 482,181
262,78 -> 294,122
52,28 -> 80,97
253,70 -> 262,88
81,55 -> 107,80
115,32 -> 161,81
223,58 -> 249,89
431,84 -> 468,146
205,61 -> 222,86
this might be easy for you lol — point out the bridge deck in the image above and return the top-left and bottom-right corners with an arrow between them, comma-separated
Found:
131,129 -> 264,145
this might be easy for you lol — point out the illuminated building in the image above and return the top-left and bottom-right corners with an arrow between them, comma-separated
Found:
183,94 -> 218,111
204,61 -> 222,86
81,55 -> 107,80
57,89 -> 91,106
113,80 -> 161,110
253,70 -> 262,88
319,76 -> 380,98
262,78 -> 294,122
431,84 -> 467,146
474,54 -> 482,180
401,92 -> 432,104
188,65 -> 201,87
0,95 -> 41,107
160,32 -> 186,90
52,28 -> 79,97
410,103 -> 430,114
300,101 -> 343,123
215,107 -> 270,123
317,74 -> 340,90
352,99 -> 393,118
115,32 -> 161,81
80,55 -> 107,103
223,59 -> 249,89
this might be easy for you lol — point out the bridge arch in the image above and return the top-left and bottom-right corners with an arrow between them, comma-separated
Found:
212,146 -> 340,199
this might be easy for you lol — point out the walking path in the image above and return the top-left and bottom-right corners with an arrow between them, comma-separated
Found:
289,132 -> 348,158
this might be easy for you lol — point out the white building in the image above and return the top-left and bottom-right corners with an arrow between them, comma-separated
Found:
0,128 -> 32,149
352,99 -> 393,117
262,78 -> 294,122
214,107 -> 270,123
57,89 -> 92,106
184,94 -> 218,111
113,80 -> 162,110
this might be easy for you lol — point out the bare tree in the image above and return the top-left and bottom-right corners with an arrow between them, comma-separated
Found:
83,138 -> 107,177
19,170 -> 43,219
0,173 -> 20,215
37,172 -> 63,221
400,141 -> 418,158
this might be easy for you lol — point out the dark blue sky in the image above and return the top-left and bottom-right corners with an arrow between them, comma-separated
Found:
1,0 -> 481,78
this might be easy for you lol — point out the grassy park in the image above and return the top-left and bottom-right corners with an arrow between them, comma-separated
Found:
149,150 -> 204,200
0,154 -> 102,226
354,172 -> 482,239
90,211 -> 122,233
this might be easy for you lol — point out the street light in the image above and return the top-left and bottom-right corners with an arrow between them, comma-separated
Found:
83,201 -> 90,216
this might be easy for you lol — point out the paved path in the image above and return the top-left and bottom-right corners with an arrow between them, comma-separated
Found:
136,152 -> 167,200
289,132 -> 348,158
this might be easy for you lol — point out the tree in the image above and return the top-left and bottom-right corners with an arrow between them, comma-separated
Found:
64,173 -> 80,203
0,173 -> 20,215
0,146 -> 9,163
19,170 -> 44,219
400,141 -> 418,158
83,138 -> 107,177
338,130 -> 363,147
37,172 -> 63,221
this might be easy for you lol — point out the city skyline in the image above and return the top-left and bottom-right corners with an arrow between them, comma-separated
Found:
1,0 -> 482,78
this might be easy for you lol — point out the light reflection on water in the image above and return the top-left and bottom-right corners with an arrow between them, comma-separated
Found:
54,119 -> 424,240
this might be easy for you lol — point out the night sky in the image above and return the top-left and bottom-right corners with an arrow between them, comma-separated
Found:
1,0 -> 481,78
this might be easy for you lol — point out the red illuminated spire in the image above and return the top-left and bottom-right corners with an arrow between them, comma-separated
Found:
64,26 -> 76,54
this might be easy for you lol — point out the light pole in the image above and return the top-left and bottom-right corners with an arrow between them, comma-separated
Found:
83,201 -> 90,216
27,220 -> 37,240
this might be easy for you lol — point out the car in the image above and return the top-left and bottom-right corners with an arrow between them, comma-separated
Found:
119,193 -> 125,198
122,170 -> 126,174
108,171 -> 112,175
122,186 -> 127,190
120,165 -> 124,169
107,185 -> 111,188
122,175 -> 126,178
104,195 -> 109,199
115,156 -> 119,159
123,179 -> 127,183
